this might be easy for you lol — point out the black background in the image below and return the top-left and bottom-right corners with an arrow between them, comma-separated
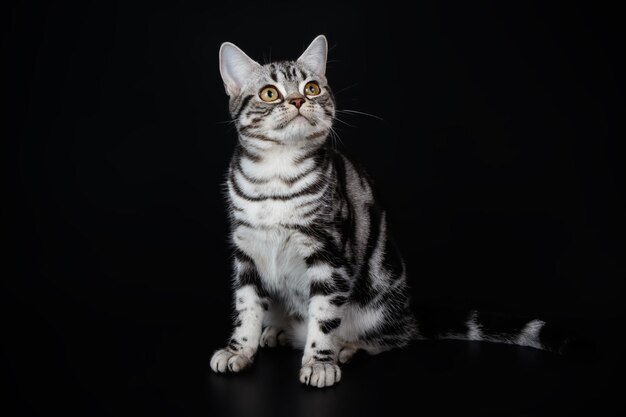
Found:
5,1 -> 624,415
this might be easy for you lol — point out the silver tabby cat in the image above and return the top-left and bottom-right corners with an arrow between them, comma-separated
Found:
210,36 -> 560,388
209,35 -> 417,387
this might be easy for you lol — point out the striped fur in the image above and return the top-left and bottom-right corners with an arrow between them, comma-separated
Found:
210,36 -> 567,387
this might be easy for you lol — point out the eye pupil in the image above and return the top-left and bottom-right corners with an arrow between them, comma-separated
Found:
260,86 -> 280,102
305,83 -> 319,96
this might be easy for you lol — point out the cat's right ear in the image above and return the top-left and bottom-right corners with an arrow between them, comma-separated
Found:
219,42 -> 261,97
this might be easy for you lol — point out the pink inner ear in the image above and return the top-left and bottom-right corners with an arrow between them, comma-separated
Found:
220,43 -> 261,96
297,36 -> 328,76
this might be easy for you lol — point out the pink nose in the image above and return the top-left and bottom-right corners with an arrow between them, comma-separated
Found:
289,98 -> 304,109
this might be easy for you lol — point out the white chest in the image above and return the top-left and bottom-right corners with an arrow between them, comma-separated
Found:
232,226 -> 320,315
235,198 -> 314,226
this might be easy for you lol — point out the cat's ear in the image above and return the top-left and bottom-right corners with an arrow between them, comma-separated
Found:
297,35 -> 328,76
219,42 -> 261,97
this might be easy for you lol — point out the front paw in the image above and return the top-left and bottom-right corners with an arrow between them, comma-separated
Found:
299,362 -> 342,388
210,348 -> 253,373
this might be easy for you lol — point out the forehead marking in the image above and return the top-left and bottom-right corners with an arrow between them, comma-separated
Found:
279,65 -> 292,81
268,63 -> 278,82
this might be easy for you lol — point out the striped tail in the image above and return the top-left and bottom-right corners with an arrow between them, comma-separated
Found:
414,308 -> 576,354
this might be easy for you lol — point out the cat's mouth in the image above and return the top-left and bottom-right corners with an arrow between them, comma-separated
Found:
276,113 -> 316,131
288,114 -> 313,125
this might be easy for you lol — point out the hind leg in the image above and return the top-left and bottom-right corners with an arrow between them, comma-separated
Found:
260,326 -> 289,347
337,342 -> 390,363
338,344 -> 359,363
260,302 -> 297,348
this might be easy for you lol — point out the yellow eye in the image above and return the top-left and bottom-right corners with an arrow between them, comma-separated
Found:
304,82 -> 321,96
259,86 -> 280,102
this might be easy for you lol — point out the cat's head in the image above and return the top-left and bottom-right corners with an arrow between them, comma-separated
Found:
219,35 -> 335,147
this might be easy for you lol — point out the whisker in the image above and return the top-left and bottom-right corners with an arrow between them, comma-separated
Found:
333,83 -> 360,96
331,127 -> 345,148
337,109 -> 384,121
333,116 -> 356,128
317,119 -> 344,150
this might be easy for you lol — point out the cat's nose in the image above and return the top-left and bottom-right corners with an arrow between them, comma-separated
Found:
288,94 -> 305,109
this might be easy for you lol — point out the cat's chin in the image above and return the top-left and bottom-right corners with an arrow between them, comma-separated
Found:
273,117 -> 320,143
286,114 -> 312,127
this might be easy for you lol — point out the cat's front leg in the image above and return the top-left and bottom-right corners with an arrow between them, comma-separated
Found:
210,251 -> 267,373
299,262 -> 350,388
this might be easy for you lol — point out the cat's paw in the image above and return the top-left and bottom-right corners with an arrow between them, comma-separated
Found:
260,326 -> 288,348
299,362 -> 342,388
210,348 -> 253,373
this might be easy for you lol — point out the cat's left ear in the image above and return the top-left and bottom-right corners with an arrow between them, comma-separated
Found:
297,35 -> 328,76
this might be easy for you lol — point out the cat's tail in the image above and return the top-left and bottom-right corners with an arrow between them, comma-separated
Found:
413,308 -> 585,354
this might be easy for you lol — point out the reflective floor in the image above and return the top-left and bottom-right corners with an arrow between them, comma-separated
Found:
6,314 -> 622,416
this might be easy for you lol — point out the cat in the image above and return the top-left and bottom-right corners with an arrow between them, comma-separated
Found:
210,35 -> 569,388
